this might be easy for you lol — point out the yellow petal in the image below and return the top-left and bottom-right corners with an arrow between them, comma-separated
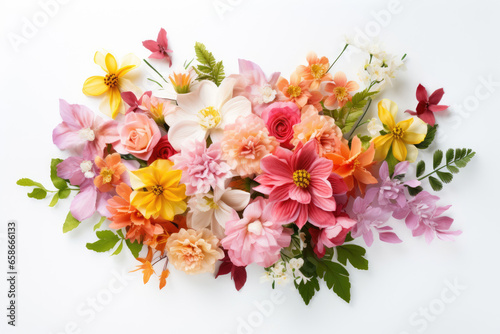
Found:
116,65 -> 137,78
109,88 -> 122,119
373,134 -> 393,161
392,139 -> 407,161
402,131 -> 426,145
120,53 -> 141,68
159,200 -> 175,220
94,51 -> 108,72
105,53 -> 118,73
82,76 -> 108,96
396,118 -> 414,132
378,99 -> 396,129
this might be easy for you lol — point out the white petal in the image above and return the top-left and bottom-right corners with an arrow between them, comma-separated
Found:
221,188 -> 250,211
165,106 -> 198,127
177,86 -> 206,115
198,80 -> 218,108
119,78 -> 142,97
120,53 -> 141,68
189,211 -> 212,230
214,203 -> 234,229
216,77 -> 237,108
168,120 -> 206,151
407,116 -> 428,135
406,144 -> 419,162
209,128 -> 224,143
219,96 -> 252,127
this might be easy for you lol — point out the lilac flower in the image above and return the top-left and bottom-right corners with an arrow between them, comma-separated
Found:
171,141 -> 231,196
394,191 -> 461,243
350,188 -> 402,247
52,100 -> 119,158
57,156 -> 112,221
375,161 -> 420,210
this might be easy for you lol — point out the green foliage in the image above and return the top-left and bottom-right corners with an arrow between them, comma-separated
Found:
86,231 -> 120,253
111,241 -> 124,256
17,178 -> 46,189
433,149 -> 443,169
28,188 -> 47,199
416,160 -> 426,178
50,158 -> 68,190
328,88 -> 378,134
357,135 -> 372,151
126,239 -> 143,258
385,148 -> 399,176
296,276 -> 320,305
336,245 -> 369,270
93,216 -> 107,231
193,42 -> 225,86
316,260 -> 351,303
63,212 -> 81,233
415,124 -> 438,149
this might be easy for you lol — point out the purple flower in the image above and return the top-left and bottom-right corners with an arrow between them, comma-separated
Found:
57,156 -> 112,221
350,188 -> 402,247
52,100 -> 119,158
394,191 -> 461,243
142,28 -> 172,66
375,161 -> 420,210
171,141 -> 231,196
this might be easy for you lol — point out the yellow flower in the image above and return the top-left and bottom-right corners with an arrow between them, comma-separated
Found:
372,99 -> 427,162
83,52 -> 140,119
129,159 -> 187,220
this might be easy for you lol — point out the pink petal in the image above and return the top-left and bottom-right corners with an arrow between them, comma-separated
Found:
428,104 -> 448,113
418,110 -> 436,126
157,28 -> 169,48
289,186 -> 311,204
416,84 -> 428,102
428,88 -> 445,105
142,40 -> 159,53
70,185 -> 97,221
379,232 -> 402,243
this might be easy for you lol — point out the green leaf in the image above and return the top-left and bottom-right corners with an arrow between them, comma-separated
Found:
116,229 -> 125,239
336,245 -> 369,270
416,160 -> 426,178
93,216 -> 106,231
297,276 -> 320,305
385,149 -> 399,176
316,261 -> 351,303
429,176 -> 443,191
28,188 -> 47,199
48,193 -> 59,207
63,212 -> 81,233
111,241 -> 123,256
17,178 -> 46,190
126,239 -> 143,258
50,158 -> 68,190
357,135 -> 372,151
407,186 -> 423,196
415,124 -> 438,149
330,88 -> 378,134
445,149 -> 454,164
194,42 -> 225,86
433,150 -> 443,169
447,165 -> 460,174
58,188 -> 71,199
86,231 -> 120,253
436,171 -> 453,184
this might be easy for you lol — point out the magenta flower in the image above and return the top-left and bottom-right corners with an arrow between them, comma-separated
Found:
57,156 -> 112,221
394,191 -> 461,243
261,102 -> 301,149
221,197 -> 292,267
309,213 -> 357,258
52,100 -> 119,158
374,161 -> 420,210
142,28 -> 172,66
121,91 -> 152,114
405,84 -> 448,126
254,140 -> 347,229
350,188 -> 402,247
171,141 -> 231,196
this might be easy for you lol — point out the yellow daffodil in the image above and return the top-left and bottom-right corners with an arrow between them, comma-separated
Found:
83,52 -> 141,118
129,159 -> 187,220
372,99 -> 427,162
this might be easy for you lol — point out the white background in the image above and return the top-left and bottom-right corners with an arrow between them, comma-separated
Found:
1,0 -> 499,333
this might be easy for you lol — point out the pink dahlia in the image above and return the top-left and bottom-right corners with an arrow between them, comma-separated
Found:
221,197 -> 292,267
254,140 -> 348,229
171,141 -> 231,196
221,114 -> 278,177
309,213 -> 357,258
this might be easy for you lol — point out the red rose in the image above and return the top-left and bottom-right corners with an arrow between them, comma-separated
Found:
261,102 -> 301,149
148,135 -> 177,164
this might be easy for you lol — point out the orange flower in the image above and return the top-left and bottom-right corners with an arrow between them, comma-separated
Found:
107,183 -> 163,243
94,153 -> 127,192
325,136 -> 377,194
277,73 -> 322,109
131,247 -> 155,284
159,269 -> 170,290
324,72 -> 359,109
296,52 -> 333,90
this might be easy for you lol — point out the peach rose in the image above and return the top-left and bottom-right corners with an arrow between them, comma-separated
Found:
115,113 -> 161,160
166,228 -> 224,275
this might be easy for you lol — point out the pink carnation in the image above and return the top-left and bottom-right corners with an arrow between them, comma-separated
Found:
221,197 -> 292,267
261,102 -> 301,149
221,114 -> 278,177
171,141 -> 231,196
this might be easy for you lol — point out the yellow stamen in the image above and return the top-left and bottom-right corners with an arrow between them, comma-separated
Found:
287,85 -> 302,98
334,86 -> 348,100
152,185 -> 164,196
310,64 -> 325,79
392,125 -> 404,139
104,74 -> 119,88
100,168 -> 114,184
198,106 -> 221,129
293,169 -> 311,189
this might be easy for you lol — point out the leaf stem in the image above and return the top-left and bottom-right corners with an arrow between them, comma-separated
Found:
327,44 -> 349,73
347,98 -> 372,140
417,153 -> 474,181
143,59 -> 169,84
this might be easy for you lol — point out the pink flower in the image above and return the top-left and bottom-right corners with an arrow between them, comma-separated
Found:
142,28 -> 172,66
373,161 -> 420,209
57,156 -> 112,221
261,102 -> 301,149
52,99 -> 119,158
405,84 -> 448,126
254,140 -> 348,229
221,197 -> 292,267
309,213 -> 357,258
171,141 -> 231,196
221,114 -> 278,177
121,91 -> 152,114
230,59 -> 280,116
147,135 -> 177,164
394,191 -> 461,243
114,112 -> 161,161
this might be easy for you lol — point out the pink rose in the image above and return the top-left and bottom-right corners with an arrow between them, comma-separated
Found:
115,113 -> 161,160
261,102 -> 301,149
148,135 -> 177,164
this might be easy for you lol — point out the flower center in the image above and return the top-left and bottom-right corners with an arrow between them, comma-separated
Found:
247,220 -> 263,235
198,106 -> 221,130
287,85 -> 302,98
334,86 -> 348,100
80,160 -> 95,178
100,168 -> 114,184
104,74 -> 119,88
78,128 -> 95,141
392,125 -> 404,139
310,64 -> 325,79
152,185 -> 164,196
293,169 -> 311,189
260,85 -> 277,103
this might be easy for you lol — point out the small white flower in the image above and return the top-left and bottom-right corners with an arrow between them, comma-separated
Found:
259,84 -> 277,104
288,258 -> 304,271
80,161 -> 95,179
367,118 -> 384,136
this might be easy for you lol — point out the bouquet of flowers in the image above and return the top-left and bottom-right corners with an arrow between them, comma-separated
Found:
19,28 -> 475,304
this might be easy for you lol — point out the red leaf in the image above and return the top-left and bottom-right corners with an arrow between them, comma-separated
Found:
216,261 -> 233,278
232,266 -> 247,291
